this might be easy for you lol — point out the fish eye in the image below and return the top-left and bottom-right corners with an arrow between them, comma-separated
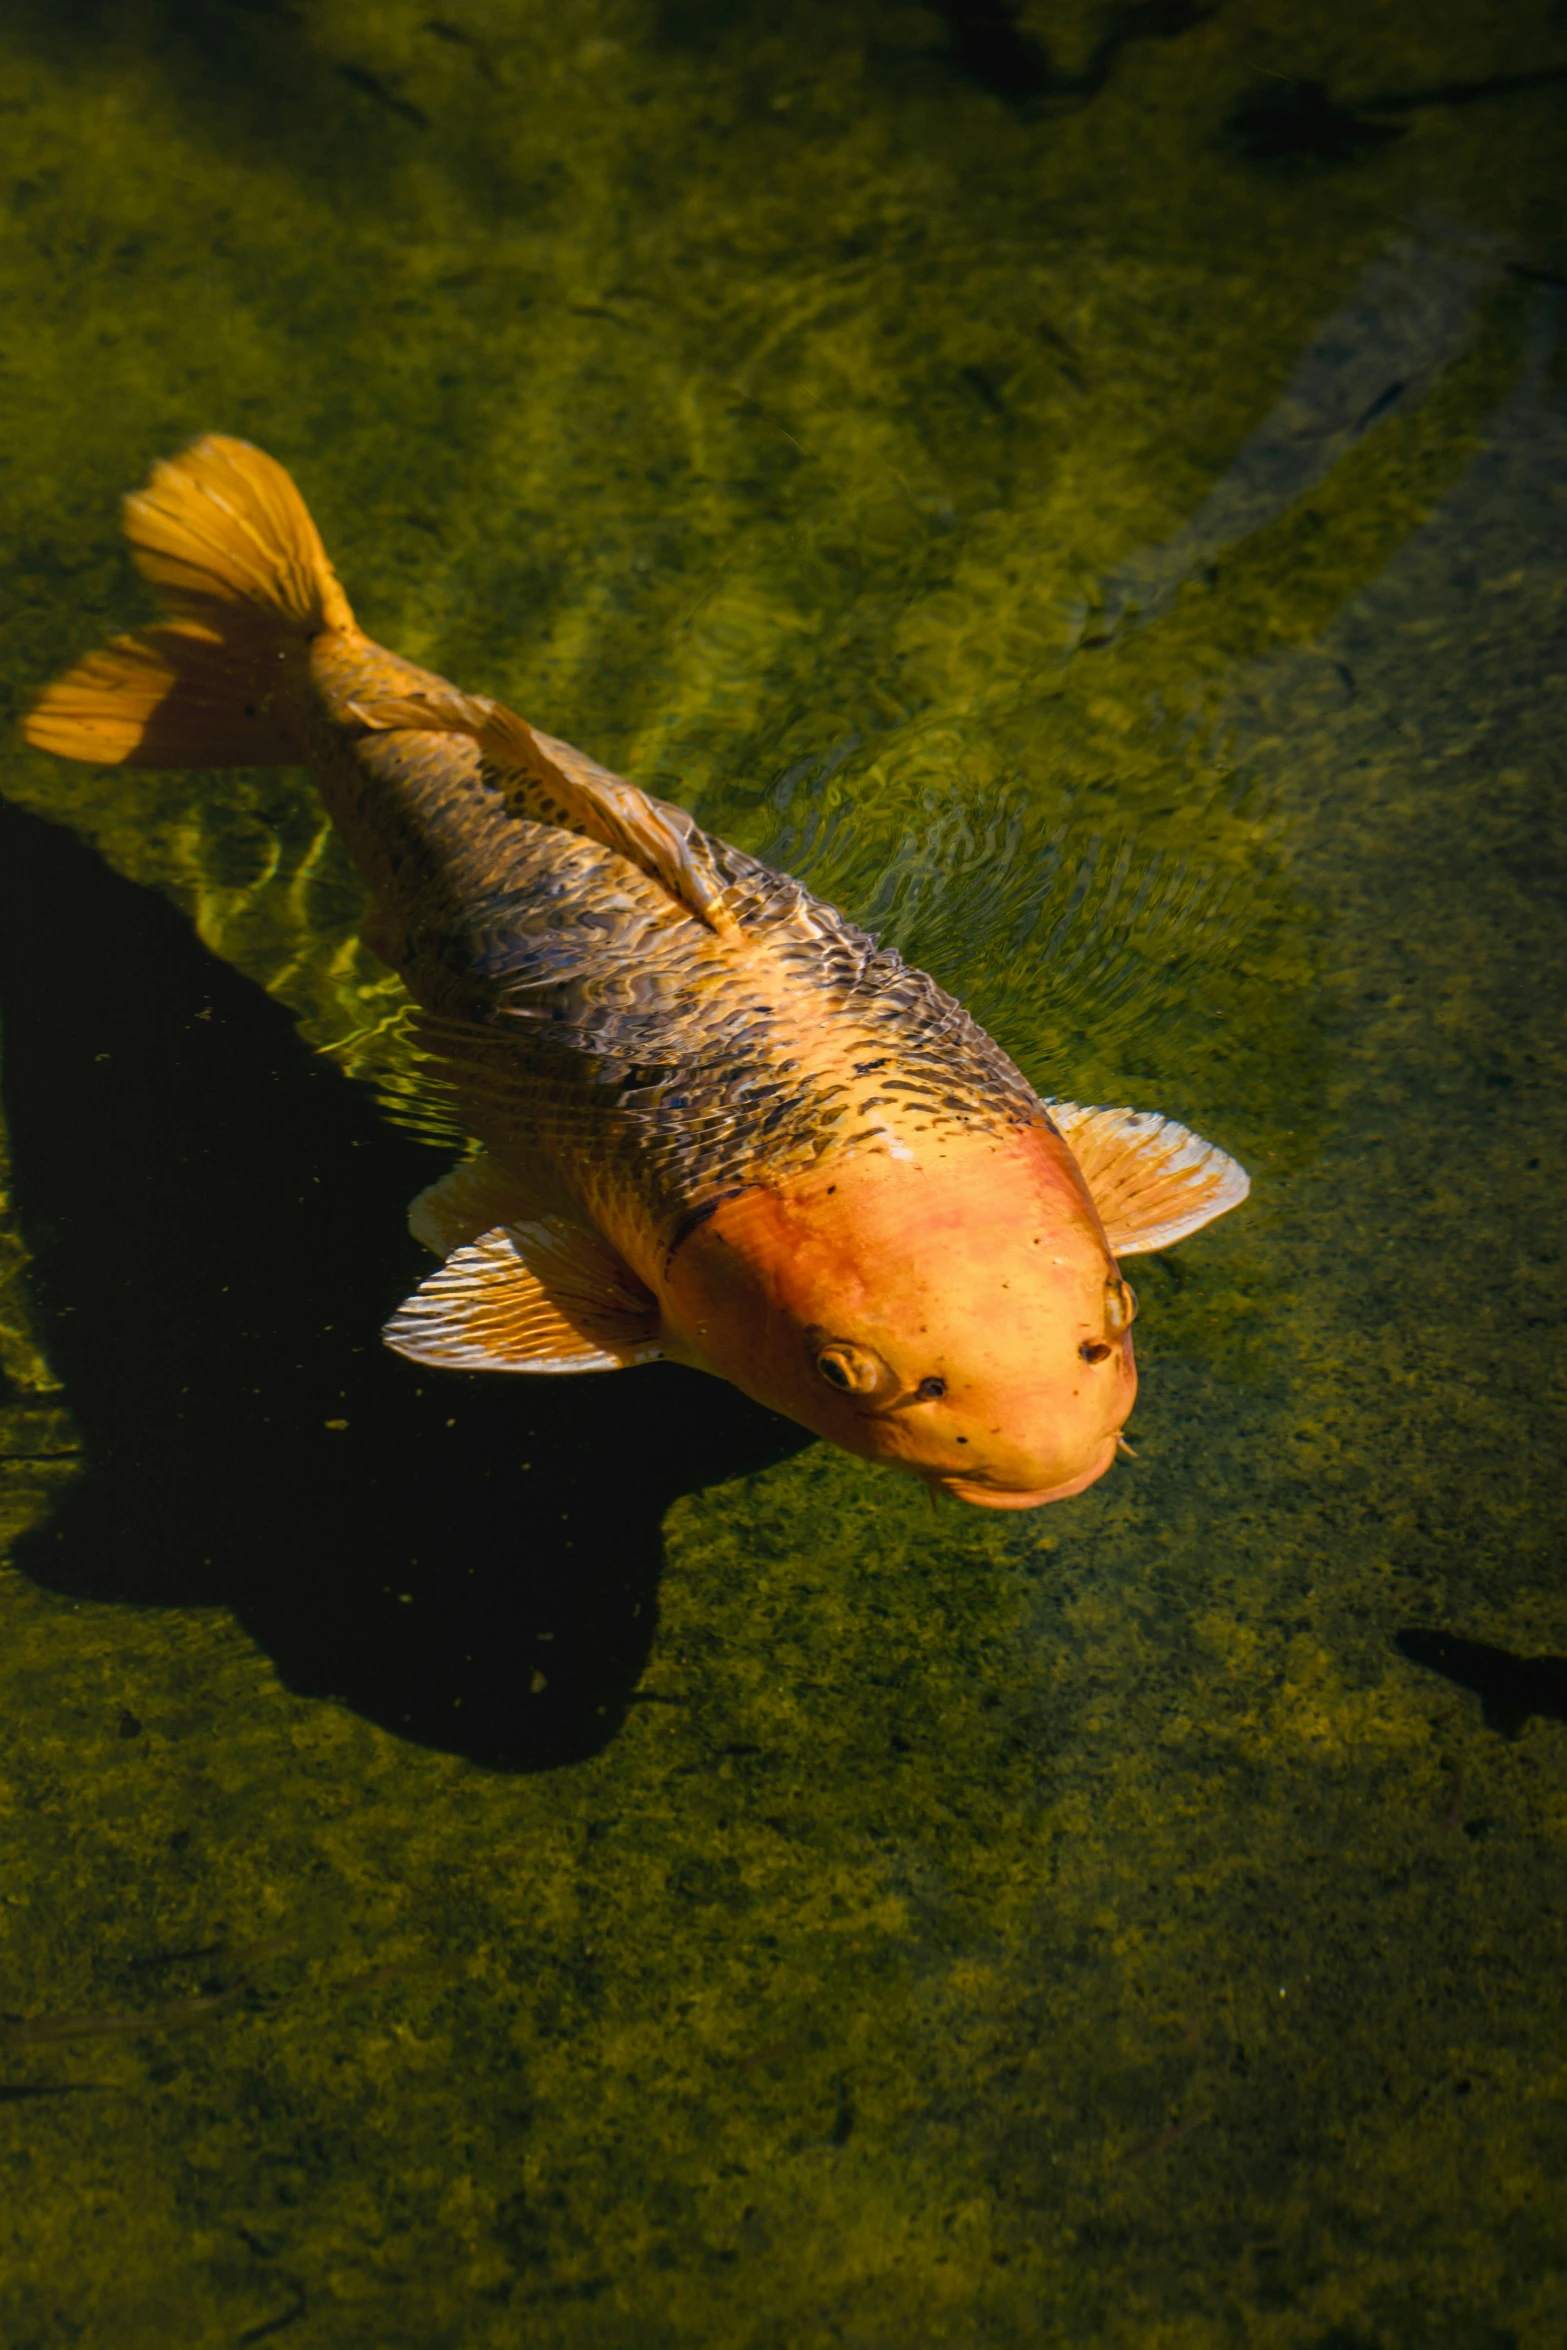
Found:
915,1375 -> 947,1401
1079,1340 -> 1113,1364
814,1340 -> 888,1396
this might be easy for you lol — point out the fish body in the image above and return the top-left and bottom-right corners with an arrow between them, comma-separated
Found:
25,437 -> 1250,1507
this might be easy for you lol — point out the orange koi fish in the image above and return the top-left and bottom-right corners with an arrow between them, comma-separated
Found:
25,438 -> 1248,1507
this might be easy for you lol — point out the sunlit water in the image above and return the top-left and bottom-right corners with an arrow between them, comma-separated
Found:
1,4 -> 1565,2343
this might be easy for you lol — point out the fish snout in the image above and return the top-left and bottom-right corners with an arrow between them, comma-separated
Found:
932,1431 -> 1120,1509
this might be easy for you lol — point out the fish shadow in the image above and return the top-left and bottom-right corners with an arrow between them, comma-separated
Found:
0,798 -> 808,1769
1396,1626 -> 1567,1739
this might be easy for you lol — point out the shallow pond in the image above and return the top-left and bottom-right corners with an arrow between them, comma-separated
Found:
1,3 -> 1565,2343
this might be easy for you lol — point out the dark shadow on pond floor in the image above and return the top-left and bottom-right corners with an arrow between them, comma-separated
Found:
1397,1626 -> 1567,1739
0,799 -> 808,1769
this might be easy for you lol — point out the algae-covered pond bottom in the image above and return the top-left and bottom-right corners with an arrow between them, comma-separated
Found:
1,3 -> 1566,2344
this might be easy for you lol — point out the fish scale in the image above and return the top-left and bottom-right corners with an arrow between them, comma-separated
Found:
311,697 -> 1048,1263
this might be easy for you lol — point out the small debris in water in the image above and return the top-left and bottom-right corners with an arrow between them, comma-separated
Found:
1120,2114 -> 1207,2165
0,2081 -> 124,2103
1440,1763 -> 1466,1831
0,1987 -> 251,2044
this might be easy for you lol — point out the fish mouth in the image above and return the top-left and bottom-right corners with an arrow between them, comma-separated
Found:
935,1434 -> 1119,1510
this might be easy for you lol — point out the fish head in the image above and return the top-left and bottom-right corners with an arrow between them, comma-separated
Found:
661,1121 -> 1136,1507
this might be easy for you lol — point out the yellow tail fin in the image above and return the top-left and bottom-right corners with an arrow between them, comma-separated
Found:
24,435 -> 354,769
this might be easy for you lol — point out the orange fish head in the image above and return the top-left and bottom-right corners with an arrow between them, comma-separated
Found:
660,1124 -> 1137,1508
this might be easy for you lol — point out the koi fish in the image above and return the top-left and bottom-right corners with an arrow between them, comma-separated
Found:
24,437 -> 1249,1507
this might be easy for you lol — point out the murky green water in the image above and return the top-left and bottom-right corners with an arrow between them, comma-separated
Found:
2,3 -> 1565,2342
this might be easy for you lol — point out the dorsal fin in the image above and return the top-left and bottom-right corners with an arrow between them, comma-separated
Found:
347,686 -> 737,937
383,1217 -> 662,1374
1049,1101 -> 1250,1256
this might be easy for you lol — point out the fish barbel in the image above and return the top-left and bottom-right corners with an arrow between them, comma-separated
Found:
24,437 -> 1249,1507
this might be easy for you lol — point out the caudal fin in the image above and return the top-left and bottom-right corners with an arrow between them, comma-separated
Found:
24,435 -> 354,768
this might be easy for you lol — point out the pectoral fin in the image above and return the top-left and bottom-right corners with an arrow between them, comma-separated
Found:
408,1152 -> 567,1258
384,1218 -> 662,1374
1049,1102 -> 1250,1256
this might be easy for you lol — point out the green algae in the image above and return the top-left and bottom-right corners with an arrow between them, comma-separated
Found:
2,2 -> 1567,2344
